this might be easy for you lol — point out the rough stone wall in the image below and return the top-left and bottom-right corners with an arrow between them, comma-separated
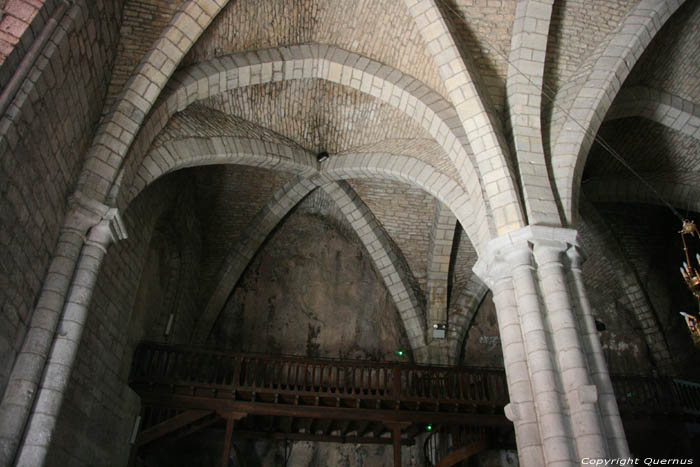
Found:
209,210 -> 411,360
46,171 -> 197,466
596,203 -> 700,378
0,0 -> 121,396
460,293 -> 504,368
0,0 -> 44,65
190,164 -> 292,308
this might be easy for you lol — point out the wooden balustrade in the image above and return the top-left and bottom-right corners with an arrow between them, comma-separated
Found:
130,342 -> 700,420
130,342 -> 509,412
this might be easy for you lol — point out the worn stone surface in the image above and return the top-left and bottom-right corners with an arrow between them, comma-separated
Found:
209,211 -> 411,360
0,0 -> 122,399
460,293 -> 504,368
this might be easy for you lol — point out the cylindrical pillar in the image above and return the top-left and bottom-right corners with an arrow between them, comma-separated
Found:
0,194 -> 109,467
508,245 -> 576,465
566,247 -> 629,458
14,210 -> 125,467
490,271 -> 544,466
534,242 -> 607,459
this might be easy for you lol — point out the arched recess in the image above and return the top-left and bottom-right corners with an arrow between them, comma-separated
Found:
447,275 -> 489,365
579,197 -> 675,372
191,175 -> 317,343
132,142 -> 470,357
606,86 -> 700,140
321,181 -> 427,357
191,176 -> 431,356
549,0 -> 685,225
110,44 -> 496,250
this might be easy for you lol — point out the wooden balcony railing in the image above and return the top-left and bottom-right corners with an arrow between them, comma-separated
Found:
612,374 -> 700,417
130,342 -> 700,420
130,342 -> 509,415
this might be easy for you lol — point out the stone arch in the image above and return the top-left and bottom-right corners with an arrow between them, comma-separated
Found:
185,153 -> 471,351
111,44 -> 495,248
606,86 -> 700,140
549,0 -> 685,225
122,135 -> 316,209
404,0 -> 526,236
76,0 -> 227,202
426,202 -> 457,342
323,152 -> 483,250
506,0 -> 560,226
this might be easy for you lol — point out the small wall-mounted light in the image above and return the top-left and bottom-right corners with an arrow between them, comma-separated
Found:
164,313 -> 175,337
317,151 -> 329,163
432,323 -> 447,339
395,349 -> 405,357
129,416 -> 142,444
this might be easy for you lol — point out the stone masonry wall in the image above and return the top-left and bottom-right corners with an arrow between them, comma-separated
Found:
0,0 -> 121,397
0,0 -> 44,65
46,171 -> 194,467
209,210 -> 411,360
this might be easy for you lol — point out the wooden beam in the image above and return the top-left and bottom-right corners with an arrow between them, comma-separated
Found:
435,440 -> 487,467
171,415 -> 219,442
136,410 -> 212,446
138,392 -> 510,426
220,417 -> 235,467
386,422 -> 411,467
232,431 -> 414,446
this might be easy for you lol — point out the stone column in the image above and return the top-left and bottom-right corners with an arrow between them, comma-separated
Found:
14,209 -> 127,467
489,265 -> 545,466
474,226 -> 628,466
566,247 -> 629,457
0,193 -> 111,467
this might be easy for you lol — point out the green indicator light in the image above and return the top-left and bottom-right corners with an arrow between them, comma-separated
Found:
395,350 -> 404,356
426,424 -> 432,431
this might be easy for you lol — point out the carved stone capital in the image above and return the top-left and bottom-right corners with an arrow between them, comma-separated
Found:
85,208 -> 128,251
474,226 -> 584,286
62,191 -> 111,235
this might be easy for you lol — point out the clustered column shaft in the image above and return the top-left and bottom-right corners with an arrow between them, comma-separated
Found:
474,226 -> 629,466
0,195 -> 125,467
